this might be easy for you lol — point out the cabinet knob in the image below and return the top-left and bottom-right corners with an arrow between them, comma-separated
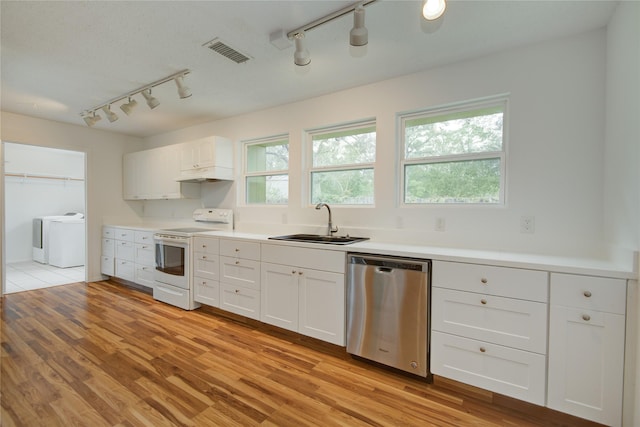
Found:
235,289 -> 240,293
480,278 -> 488,284
202,255 -> 207,259
235,261 -> 240,265
479,347 -> 486,353
235,248 -> 240,252
202,245 -> 207,248
582,314 -> 591,321
292,270 -> 297,274
480,299 -> 487,305
583,290 -> 592,298
298,271 -> 303,275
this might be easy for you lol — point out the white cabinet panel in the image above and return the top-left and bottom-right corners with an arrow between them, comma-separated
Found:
193,237 -> 219,256
298,268 -> 345,346
220,283 -> 260,320
261,263 -> 299,332
220,256 -> 260,290
220,239 -> 260,261
550,273 -> 626,314
134,243 -> 154,266
115,240 -> 134,261
194,253 -> 219,281
194,278 -> 220,308
261,243 -> 345,273
102,238 -> 115,257
115,259 -> 135,281
135,264 -> 155,288
101,256 -> 114,276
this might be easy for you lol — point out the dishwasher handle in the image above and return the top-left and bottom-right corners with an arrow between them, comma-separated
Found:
348,254 -> 430,272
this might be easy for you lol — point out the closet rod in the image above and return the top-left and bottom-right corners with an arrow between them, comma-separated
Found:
4,173 -> 84,182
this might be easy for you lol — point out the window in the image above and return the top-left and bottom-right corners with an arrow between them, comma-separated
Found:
400,97 -> 506,204
244,135 -> 289,204
308,120 -> 376,205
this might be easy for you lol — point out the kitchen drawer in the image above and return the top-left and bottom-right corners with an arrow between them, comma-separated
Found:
193,236 -> 219,256
154,282 -> 199,311
134,230 -> 155,244
115,259 -> 135,281
135,264 -> 155,288
114,228 -> 135,242
432,288 -> 547,354
194,253 -> 219,280
220,256 -> 260,290
194,278 -> 220,307
550,273 -> 626,314
431,331 -> 546,406
261,243 -> 345,273
432,261 -> 548,302
102,238 -> 115,257
101,256 -> 114,276
220,283 -> 260,320
102,226 -> 116,239
115,240 -> 134,261
220,239 -> 260,261
134,243 -> 155,266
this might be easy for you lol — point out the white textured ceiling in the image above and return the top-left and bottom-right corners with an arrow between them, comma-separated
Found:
1,0 -> 617,138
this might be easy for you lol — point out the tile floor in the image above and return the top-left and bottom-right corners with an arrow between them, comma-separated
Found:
4,261 -> 85,294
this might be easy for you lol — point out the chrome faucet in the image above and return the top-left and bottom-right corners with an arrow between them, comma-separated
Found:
315,203 -> 338,236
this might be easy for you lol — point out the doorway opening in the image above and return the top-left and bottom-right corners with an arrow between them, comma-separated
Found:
2,142 -> 87,294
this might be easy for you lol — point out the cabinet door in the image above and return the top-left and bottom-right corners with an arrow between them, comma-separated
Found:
134,243 -> 154,266
115,259 -> 135,281
220,255 -> 260,290
194,278 -> 220,307
135,264 -> 155,288
101,256 -> 114,276
299,269 -> 345,346
547,306 -> 625,426
220,283 -> 260,320
102,238 -> 115,257
152,145 -> 182,199
194,253 -> 219,280
115,240 -> 134,261
261,263 -> 299,332
123,151 -> 152,200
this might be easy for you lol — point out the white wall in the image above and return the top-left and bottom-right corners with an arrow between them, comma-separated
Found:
4,143 -> 85,262
604,2 -> 640,425
144,28 -> 617,260
0,112 -> 145,282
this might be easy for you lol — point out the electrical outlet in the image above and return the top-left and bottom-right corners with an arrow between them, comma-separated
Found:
435,217 -> 446,232
520,216 -> 535,234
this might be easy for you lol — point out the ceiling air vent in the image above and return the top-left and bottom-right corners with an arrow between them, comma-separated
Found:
203,38 -> 251,64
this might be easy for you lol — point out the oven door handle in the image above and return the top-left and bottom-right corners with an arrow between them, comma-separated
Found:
154,234 -> 190,245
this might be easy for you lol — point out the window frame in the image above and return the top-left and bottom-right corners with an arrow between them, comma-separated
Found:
398,96 -> 508,206
305,119 -> 377,206
242,134 -> 290,206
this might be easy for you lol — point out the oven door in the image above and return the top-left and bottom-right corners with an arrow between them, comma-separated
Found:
154,234 -> 190,289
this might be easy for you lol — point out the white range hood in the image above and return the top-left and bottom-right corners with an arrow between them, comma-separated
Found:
176,166 -> 233,182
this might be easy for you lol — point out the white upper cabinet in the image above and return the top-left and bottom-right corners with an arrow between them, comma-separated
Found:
177,136 -> 233,180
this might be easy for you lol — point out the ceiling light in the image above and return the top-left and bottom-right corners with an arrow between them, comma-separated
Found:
83,111 -> 101,127
142,89 -> 160,109
101,105 -> 119,123
293,32 -> 311,66
120,97 -> 138,115
174,76 -> 192,99
422,0 -> 446,20
350,5 -> 368,47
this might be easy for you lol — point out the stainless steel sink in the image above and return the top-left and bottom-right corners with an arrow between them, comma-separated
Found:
268,233 -> 369,245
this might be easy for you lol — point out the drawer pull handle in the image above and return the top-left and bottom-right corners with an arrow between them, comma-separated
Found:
479,347 -> 486,353
480,278 -> 488,284
582,314 -> 591,321
480,299 -> 487,305
583,291 -> 592,298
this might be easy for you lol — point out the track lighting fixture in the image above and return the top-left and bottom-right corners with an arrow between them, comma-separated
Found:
141,89 -> 160,109
350,5 -> 368,47
79,69 -> 190,127
101,105 -> 119,123
422,0 -> 446,20
293,32 -> 311,66
120,97 -> 138,115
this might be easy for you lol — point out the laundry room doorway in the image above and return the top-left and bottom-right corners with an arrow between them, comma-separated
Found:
2,142 -> 87,294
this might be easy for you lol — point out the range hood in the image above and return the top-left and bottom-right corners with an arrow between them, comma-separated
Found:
175,166 -> 234,182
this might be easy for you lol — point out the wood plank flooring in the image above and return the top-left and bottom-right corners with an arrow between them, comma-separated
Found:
1,280 -> 602,427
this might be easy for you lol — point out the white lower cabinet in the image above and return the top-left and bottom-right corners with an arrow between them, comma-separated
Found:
217,239 -> 261,319
193,237 -> 220,307
220,282 -> 260,319
547,273 -> 626,426
134,230 -> 155,288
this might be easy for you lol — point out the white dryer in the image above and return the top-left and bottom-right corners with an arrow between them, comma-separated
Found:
32,213 -> 84,264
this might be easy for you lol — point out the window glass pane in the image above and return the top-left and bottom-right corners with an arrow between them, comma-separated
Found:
312,126 -> 375,167
311,169 -> 373,205
247,140 -> 289,173
405,107 -> 503,159
246,175 -> 288,204
404,158 -> 501,204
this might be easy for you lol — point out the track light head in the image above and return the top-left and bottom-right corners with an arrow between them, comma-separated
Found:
141,89 -> 160,109
422,0 -> 446,20
293,32 -> 311,66
120,97 -> 138,115
83,112 -> 101,127
350,5 -> 368,47
174,75 -> 192,99
101,105 -> 119,123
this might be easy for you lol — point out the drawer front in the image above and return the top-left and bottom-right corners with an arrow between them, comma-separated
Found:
134,243 -> 155,266
102,226 -> 116,239
114,228 -> 135,242
101,256 -> 114,276
102,238 -> 115,257
220,239 -> 260,261
193,237 -> 219,256
194,254 -> 219,280
432,261 -> 548,302
431,331 -> 546,406
261,243 -> 345,273
135,264 -> 155,288
220,283 -> 260,320
550,273 -> 626,314
134,230 -> 155,245
115,260 -> 135,281
153,283 -> 198,311
220,256 -> 260,290
194,278 -> 220,307
432,288 -> 548,354
115,241 -> 135,261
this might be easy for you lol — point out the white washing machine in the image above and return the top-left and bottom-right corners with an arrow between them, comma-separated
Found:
48,219 -> 85,268
32,213 -> 84,264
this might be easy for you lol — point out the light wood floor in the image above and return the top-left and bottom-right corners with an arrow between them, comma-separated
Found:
1,280 -> 602,427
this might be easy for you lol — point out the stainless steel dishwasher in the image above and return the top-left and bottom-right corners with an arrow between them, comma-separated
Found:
346,253 -> 431,378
